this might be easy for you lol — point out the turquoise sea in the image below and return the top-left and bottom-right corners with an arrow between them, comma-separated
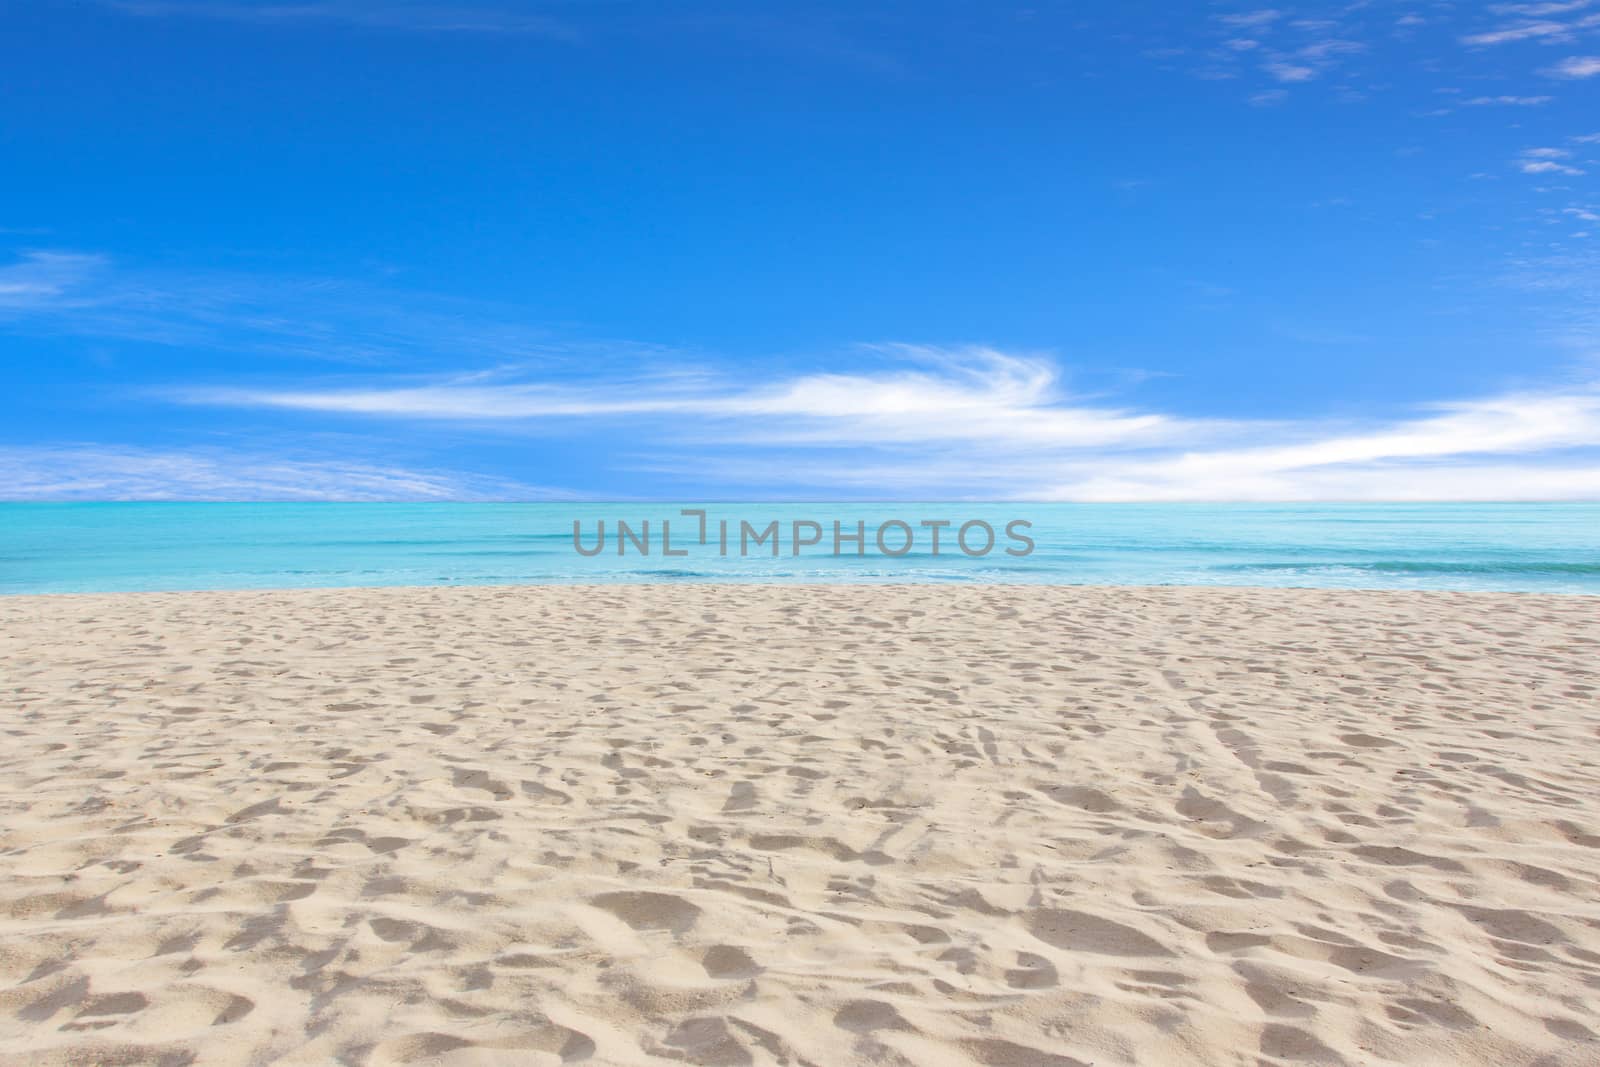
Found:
1,502 -> 1598,595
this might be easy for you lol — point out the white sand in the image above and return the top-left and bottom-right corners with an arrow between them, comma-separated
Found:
1,584 -> 1598,1065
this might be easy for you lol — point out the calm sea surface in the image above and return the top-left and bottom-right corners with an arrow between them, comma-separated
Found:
2,503 -> 1597,595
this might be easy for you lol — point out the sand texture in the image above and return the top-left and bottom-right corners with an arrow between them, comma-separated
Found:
2,584 -> 1599,1066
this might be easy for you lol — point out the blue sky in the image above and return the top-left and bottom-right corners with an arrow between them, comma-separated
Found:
3,0 -> 1600,500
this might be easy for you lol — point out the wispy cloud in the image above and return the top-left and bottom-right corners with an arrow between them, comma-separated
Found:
0,251 -> 108,308
1465,94 -> 1553,105
1546,54 -> 1600,77
1266,61 -> 1317,82
1517,147 -> 1586,175
649,392 -> 1600,501
160,346 -> 1600,500
9,244 -> 1600,502
104,1 -> 575,37
171,347 -> 1204,450
101,2 -> 909,76
1190,1 -> 1597,123
1502,247 -> 1600,356
1465,21 -> 1583,46
1044,460 -> 1600,502
0,248 -> 660,369
1037,390 -> 1600,501
1490,2 -> 1598,14
1195,8 -> 1371,99
1220,10 -> 1283,31
0,445 -> 566,501
1260,37 -> 1364,83
1464,1 -> 1600,45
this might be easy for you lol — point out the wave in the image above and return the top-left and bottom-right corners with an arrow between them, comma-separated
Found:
298,533 -> 573,548
1215,560 -> 1600,576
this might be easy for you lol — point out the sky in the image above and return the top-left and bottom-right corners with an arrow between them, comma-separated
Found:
3,0 -> 1600,501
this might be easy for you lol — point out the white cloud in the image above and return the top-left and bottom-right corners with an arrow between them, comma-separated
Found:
697,391 -> 1600,501
1044,461 -> 1600,502
0,445 -> 566,501
1518,147 -> 1586,174
1546,55 -> 1600,77
0,251 -> 107,308
105,1 -> 574,36
1297,38 -> 1364,60
1220,10 -> 1282,30
1266,61 -> 1316,82
1465,95 -> 1553,105
173,347 -> 1208,450
1465,6 -> 1600,45
1464,21 -> 1576,45
0,248 -> 653,367
164,347 -> 1600,501
1200,12 -> 1365,91
1490,2 -> 1598,15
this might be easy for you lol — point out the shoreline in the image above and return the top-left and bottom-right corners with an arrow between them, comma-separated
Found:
3,584 -> 1598,1064
6,579 -> 1600,600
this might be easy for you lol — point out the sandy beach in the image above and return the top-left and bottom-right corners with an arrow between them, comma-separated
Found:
1,584 -> 1597,1066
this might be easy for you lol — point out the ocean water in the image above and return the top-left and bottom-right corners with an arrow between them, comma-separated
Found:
1,502 -> 1597,595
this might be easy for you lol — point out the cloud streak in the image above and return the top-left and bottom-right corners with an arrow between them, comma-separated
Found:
0,445 -> 566,501
104,1 -> 575,37
1516,147 -> 1586,175
174,347 -> 1198,451
0,249 -> 654,369
163,347 -> 1600,501
0,251 -> 108,308
1038,390 -> 1600,501
1546,55 -> 1600,77
1466,94 -> 1552,105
